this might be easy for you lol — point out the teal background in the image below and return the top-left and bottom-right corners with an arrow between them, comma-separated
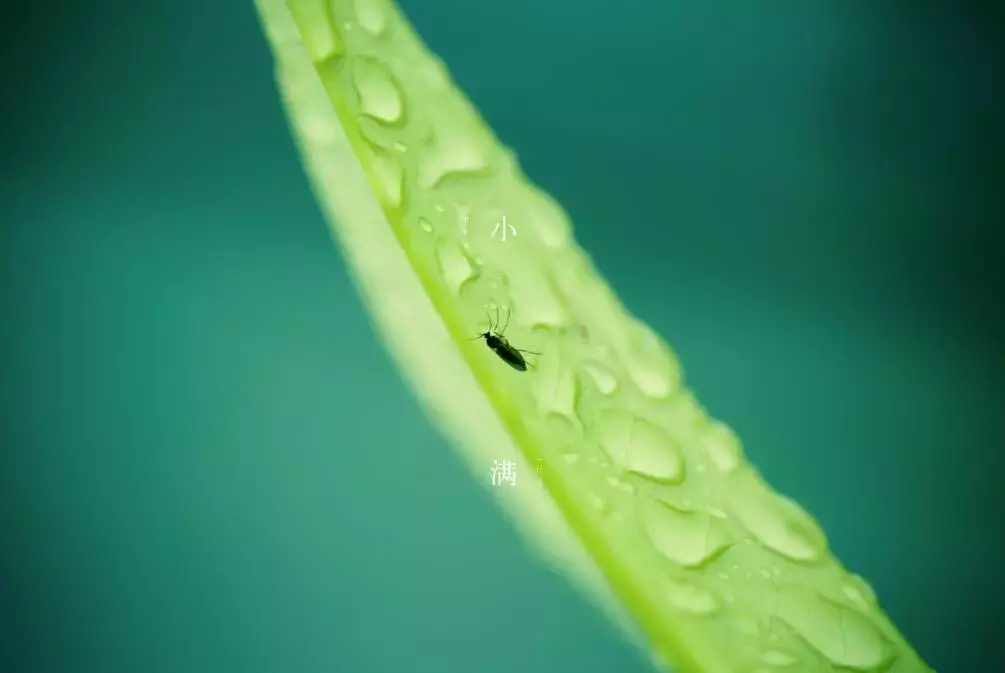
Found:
3,1 -> 1002,672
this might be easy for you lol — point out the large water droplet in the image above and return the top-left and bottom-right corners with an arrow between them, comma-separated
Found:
370,154 -> 402,207
625,324 -> 680,399
775,585 -> 891,670
434,239 -> 477,295
701,420 -> 742,473
666,580 -> 718,615
642,499 -> 733,568
582,361 -> 618,395
520,187 -> 572,249
594,411 -> 684,482
417,132 -> 489,188
505,267 -> 568,330
732,480 -> 827,563
351,58 -> 403,124
292,1 -> 344,62
355,0 -> 387,36
533,352 -> 579,422
418,217 -> 433,233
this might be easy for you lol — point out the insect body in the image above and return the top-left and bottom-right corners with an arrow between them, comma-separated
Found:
469,307 -> 540,372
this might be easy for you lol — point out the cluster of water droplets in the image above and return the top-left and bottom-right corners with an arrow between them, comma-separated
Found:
291,2 -> 910,670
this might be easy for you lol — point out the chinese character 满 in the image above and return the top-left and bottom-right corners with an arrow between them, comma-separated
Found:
491,459 -> 517,487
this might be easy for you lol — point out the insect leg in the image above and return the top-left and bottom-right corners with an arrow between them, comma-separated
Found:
516,349 -> 541,355
500,307 -> 510,335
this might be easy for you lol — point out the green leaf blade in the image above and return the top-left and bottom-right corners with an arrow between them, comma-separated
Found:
255,2 -> 934,672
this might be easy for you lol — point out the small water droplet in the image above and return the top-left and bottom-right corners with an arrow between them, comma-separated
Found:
775,585 -> 891,670
351,58 -> 403,124
370,154 -> 402,207
732,479 -> 828,563
594,411 -> 684,483
590,494 -> 609,513
292,1 -> 344,62
605,476 -> 636,494
701,420 -> 742,473
642,499 -> 733,568
666,580 -> 718,615
355,0 -> 387,36
843,574 -> 878,608
759,568 -> 772,579
761,649 -> 797,667
582,361 -> 619,395
561,453 -> 580,464
434,238 -> 477,295
418,218 -> 433,233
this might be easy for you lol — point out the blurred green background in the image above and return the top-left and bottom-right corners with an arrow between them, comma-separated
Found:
2,1 -> 1002,672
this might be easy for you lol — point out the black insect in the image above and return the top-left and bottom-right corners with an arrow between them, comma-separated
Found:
468,307 -> 540,372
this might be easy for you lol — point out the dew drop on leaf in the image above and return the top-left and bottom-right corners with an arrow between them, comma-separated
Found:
355,0 -> 388,36
351,58 -> 403,123
642,499 -> 734,568
666,580 -> 718,615
594,410 -> 684,483
434,238 -> 477,295
582,361 -> 619,396
732,479 -> 828,563
760,649 -> 798,667
775,585 -> 891,670
701,420 -> 742,473
292,0 -> 344,62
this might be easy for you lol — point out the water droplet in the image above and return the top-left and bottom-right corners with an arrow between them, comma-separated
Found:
606,476 -> 636,494
520,187 -> 572,249
594,411 -> 684,483
701,420 -> 742,473
351,58 -> 403,124
418,218 -> 433,233
370,154 -> 402,207
561,453 -> 579,464
292,1 -> 344,62
590,494 -> 609,513
533,351 -> 579,422
417,131 -> 489,188
761,649 -> 797,666
666,580 -> 718,615
843,574 -> 878,608
732,480 -> 827,563
434,238 -> 477,295
582,361 -> 619,395
506,267 -> 569,329
642,499 -> 734,568
625,324 -> 680,399
355,0 -> 387,36
775,585 -> 891,670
